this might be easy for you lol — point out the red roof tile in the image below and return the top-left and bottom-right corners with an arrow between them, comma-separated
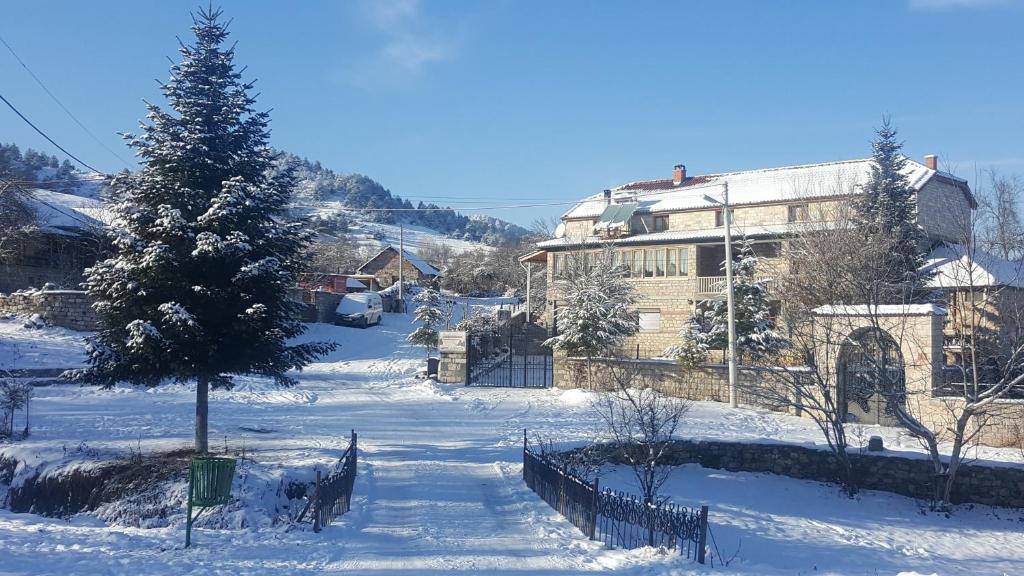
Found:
615,176 -> 714,191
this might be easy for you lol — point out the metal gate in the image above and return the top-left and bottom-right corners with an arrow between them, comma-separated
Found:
839,328 -> 905,426
467,328 -> 552,388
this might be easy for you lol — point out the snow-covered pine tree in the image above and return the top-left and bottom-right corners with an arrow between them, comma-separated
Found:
543,247 -> 639,387
854,118 -> 931,299
407,288 -> 444,357
73,8 -> 334,453
666,246 -> 787,367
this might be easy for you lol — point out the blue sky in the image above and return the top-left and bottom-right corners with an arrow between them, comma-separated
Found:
2,0 -> 1022,226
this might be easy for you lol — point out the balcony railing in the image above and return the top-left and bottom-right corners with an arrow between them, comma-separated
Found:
695,275 -> 775,295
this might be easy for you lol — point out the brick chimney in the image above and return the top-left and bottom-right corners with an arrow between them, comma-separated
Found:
603,189 -> 612,206
924,154 -> 938,171
673,164 -> 686,186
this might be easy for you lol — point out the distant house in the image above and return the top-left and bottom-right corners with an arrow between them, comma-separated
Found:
296,273 -> 379,293
357,245 -> 440,288
922,243 -> 1024,366
0,188 -> 110,293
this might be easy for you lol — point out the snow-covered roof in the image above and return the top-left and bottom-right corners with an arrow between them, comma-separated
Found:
813,304 -> 946,316
562,158 -> 968,220
359,245 -> 440,276
25,188 -> 111,235
536,221 -> 831,250
922,243 -> 1024,289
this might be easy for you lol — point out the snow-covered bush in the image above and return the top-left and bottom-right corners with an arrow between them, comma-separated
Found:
407,288 -> 448,357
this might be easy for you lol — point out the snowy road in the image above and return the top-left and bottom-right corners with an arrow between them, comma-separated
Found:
1,314 -> 1023,575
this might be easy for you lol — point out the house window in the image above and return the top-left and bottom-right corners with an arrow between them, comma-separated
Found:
655,249 -> 666,276
714,208 -> 734,227
639,309 -> 662,332
787,203 -> 809,223
643,249 -> 655,278
667,249 -> 678,276
679,247 -> 689,275
632,250 -> 643,278
752,242 -> 781,259
553,254 -> 563,277
654,215 -> 669,232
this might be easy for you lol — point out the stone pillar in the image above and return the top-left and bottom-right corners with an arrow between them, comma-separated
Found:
438,330 -> 468,384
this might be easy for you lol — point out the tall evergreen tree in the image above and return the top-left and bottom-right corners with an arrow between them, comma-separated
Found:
74,8 -> 333,453
854,118 -> 931,298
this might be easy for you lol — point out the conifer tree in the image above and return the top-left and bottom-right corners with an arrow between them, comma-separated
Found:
667,247 -> 787,367
854,118 -> 931,298
408,288 -> 444,357
544,247 -> 639,387
73,8 -> 334,453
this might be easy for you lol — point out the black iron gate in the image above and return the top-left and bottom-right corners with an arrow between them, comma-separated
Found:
467,328 -> 552,388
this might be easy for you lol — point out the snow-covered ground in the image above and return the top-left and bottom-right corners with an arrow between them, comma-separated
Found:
0,313 -> 1022,575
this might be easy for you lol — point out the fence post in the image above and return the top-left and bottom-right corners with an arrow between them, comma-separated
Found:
507,327 -> 514,386
696,505 -> 708,564
589,477 -> 599,540
558,469 -> 566,516
313,470 -> 322,533
522,334 -> 528,386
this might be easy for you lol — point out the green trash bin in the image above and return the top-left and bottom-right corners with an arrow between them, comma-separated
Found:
186,456 -> 236,547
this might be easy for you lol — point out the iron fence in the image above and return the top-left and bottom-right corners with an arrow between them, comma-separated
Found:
468,328 -> 552,388
521,431 -> 708,562
298,430 -> 358,532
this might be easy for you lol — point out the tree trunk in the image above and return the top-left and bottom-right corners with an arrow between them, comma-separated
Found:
195,375 -> 209,454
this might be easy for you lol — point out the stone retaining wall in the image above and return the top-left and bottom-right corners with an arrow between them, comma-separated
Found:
599,439 -> 1024,508
0,290 -> 98,331
555,356 -> 790,409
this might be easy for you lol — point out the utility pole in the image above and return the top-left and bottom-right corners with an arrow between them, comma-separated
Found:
519,258 -> 532,324
722,182 -> 739,408
703,183 -> 739,408
398,224 -> 405,313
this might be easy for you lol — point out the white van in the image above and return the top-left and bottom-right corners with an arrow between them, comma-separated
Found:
335,292 -> 383,328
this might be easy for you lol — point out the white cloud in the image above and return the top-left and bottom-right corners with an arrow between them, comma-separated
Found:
363,0 -> 421,28
381,36 -> 452,73
353,0 -> 456,81
909,0 -> 1011,10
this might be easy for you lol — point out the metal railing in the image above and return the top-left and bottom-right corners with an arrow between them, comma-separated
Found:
298,430 -> 358,532
695,275 -> 775,295
521,431 -> 708,562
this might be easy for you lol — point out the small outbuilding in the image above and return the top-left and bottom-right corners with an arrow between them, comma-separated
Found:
357,245 -> 439,288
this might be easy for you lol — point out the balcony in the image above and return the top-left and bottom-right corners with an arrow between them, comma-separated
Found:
695,275 -> 776,296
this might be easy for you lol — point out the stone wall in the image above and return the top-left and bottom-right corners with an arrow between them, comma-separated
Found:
0,290 -> 98,331
598,438 -> 1024,509
554,356 -> 790,409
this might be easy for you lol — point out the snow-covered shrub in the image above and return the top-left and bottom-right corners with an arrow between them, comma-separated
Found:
666,247 -> 788,366
407,289 -> 444,357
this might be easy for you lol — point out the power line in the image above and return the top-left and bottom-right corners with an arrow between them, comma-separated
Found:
292,200 -> 577,212
0,34 -> 134,169
0,90 -> 105,174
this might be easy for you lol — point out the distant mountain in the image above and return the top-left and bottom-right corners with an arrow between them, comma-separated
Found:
276,152 -> 530,247
0,142 -> 108,199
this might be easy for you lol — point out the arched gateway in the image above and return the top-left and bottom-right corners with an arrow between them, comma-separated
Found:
812,304 -> 946,429
837,327 -> 905,426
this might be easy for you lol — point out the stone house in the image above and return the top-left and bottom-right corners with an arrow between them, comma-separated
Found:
529,156 -> 1024,445
357,245 -> 440,289
922,242 -> 1024,370
534,155 -> 975,358
0,188 -> 109,294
